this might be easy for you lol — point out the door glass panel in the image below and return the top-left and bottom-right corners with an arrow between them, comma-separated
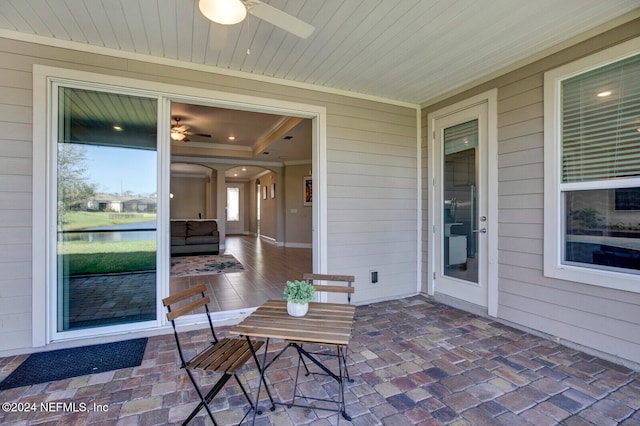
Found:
443,120 -> 478,283
227,187 -> 240,221
56,87 -> 158,331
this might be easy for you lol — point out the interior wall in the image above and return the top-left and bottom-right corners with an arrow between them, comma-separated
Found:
248,177 -> 259,236
284,163 -> 312,246
259,171 -> 278,240
421,18 -> 640,365
170,176 -> 206,219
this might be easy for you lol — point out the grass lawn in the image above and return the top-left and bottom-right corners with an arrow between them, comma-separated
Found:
61,211 -> 157,230
60,240 -> 156,275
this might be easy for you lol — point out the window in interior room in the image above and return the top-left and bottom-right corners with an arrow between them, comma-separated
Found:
227,187 -> 240,221
544,38 -> 640,292
56,86 -> 158,331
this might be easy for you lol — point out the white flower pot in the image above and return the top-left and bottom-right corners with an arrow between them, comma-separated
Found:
287,301 -> 309,317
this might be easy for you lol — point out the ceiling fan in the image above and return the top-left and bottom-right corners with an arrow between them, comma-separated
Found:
198,0 -> 315,39
171,117 -> 211,142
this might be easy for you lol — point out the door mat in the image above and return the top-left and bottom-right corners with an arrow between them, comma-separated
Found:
0,338 -> 148,390
170,254 -> 246,277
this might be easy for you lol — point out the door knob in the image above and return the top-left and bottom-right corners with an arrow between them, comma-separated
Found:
472,228 -> 487,233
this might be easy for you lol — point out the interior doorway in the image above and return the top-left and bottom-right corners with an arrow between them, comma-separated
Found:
168,100 -> 316,312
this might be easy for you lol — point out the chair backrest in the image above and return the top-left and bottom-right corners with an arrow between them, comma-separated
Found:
163,285 -> 217,366
163,284 -> 211,321
303,273 -> 355,304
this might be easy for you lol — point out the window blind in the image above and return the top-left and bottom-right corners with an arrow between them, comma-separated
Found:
561,53 -> 640,183
444,119 -> 478,155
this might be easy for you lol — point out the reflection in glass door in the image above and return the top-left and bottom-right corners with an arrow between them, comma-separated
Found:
432,98 -> 490,310
56,87 -> 158,331
443,120 -> 479,283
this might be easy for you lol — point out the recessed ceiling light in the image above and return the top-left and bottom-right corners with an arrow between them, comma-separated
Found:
597,90 -> 612,97
228,136 -> 235,141
241,167 -> 247,171
113,125 -> 123,131
234,173 -> 238,177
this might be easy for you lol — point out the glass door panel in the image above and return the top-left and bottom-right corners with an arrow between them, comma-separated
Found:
56,87 -> 158,331
442,119 -> 479,283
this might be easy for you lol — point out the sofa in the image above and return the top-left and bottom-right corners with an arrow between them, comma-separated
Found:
171,220 -> 219,255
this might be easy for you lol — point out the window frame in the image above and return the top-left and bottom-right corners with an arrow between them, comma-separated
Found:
543,36 -> 640,293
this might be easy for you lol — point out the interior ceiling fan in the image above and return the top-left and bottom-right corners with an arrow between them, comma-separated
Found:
171,117 -> 211,142
198,0 -> 315,39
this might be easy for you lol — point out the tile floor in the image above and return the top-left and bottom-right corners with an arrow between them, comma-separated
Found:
171,236 -> 313,312
1,296 -> 639,425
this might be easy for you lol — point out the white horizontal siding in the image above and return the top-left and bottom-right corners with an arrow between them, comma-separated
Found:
0,242 -> 30,262
328,219 -> 417,235
498,194 -> 543,209
498,236 -> 543,255
499,209 -> 542,225
498,178 -> 543,196
0,174 -> 31,192
0,192 -> 30,210
498,223 -> 543,240
0,42 -> 33,352
326,99 -> 417,301
494,36 -> 640,363
329,229 -> 416,245
423,23 -> 640,365
0,278 -> 31,298
500,284 -> 640,343
0,37 -> 419,353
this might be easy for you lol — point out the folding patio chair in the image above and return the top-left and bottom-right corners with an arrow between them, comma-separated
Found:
163,285 -> 264,425
296,273 -> 356,381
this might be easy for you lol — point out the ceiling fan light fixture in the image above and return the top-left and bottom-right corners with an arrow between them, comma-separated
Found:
199,0 -> 246,25
171,131 -> 186,141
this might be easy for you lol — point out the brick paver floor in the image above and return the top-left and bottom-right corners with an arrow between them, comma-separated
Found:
1,296 -> 639,425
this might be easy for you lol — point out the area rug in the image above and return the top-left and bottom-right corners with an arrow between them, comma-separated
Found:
170,254 -> 245,277
0,338 -> 148,390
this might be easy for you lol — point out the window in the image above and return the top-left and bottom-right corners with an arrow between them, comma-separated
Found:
544,37 -> 640,292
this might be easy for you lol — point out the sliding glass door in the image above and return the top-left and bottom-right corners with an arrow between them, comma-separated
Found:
56,86 -> 158,331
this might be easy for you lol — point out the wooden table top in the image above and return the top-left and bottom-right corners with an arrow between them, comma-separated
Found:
229,300 -> 356,346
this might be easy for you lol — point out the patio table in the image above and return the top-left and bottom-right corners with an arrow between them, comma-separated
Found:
229,299 -> 356,423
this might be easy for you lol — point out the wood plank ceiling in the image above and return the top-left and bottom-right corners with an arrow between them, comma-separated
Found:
1,0 -> 638,105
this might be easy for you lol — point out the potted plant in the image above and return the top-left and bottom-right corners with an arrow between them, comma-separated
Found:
283,280 -> 315,317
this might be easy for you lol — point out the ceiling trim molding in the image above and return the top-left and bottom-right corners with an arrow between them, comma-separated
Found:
420,8 -> 640,109
172,155 -> 283,168
0,29 -> 419,110
253,116 -> 304,157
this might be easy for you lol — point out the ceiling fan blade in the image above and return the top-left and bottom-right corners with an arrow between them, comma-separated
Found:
245,1 -> 314,39
208,21 -> 228,51
185,131 -> 212,138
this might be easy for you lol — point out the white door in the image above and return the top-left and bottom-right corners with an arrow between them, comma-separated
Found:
432,101 -> 490,308
226,184 -> 244,234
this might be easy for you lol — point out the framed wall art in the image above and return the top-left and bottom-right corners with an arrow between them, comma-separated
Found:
303,176 -> 312,206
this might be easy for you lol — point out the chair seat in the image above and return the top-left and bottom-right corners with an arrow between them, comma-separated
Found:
188,338 -> 264,375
